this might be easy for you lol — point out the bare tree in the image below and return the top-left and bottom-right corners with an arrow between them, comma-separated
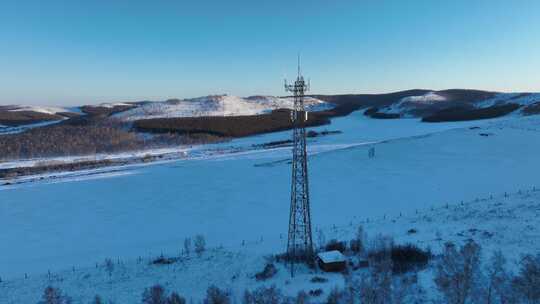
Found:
168,292 -> 186,304
91,295 -> 103,304
369,234 -> 394,256
326,287 -> 347,304
142,284 -> 168,304
104,258 -> 114,278
204,285 -> 230,304
476,250 -> 513,304
434,241 -> 481,304
391,273 -> 424,304
243,285 -> 282,304
39,286 -> 71,304
295,291 -> 309,304
316,229 -> 326,250
357,244 -> 394,304
355,225 -> 366,253
184,238 -> 192,256
357,273 -> 380,304
195,235 -> 206,257
513,254 -> 540,304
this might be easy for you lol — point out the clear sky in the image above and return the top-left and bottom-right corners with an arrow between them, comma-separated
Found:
2,0 -> 540,105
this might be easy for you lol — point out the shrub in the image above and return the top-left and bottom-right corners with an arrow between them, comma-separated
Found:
104,258 -> 114,277
152,255 -> 175,265
307,130 -> 318,137
367,236 -> 430,274
316,230 -> 326,250
310,276 -> 328,283
325,239 -> 346,252
349,240 -> 362,254
195,235 -> 206,257
478,250 -> 514,304
295,290 -> 309,304
513,254 -> 540,303
142,284 -> 168,304
361,246 -> 394,304
204,285 -> 230,304
357,270 -> 423,304
351,225 -> 366,254
255,263 -> 278,281
183,237 -> 191,256
273,251 -> 315,265
367,237 -> 393,266
390,244 -> 431,274
434,241 -> 481,304
39,286 -> 71,304
92,295 -> 103,304
168,292 -> 186,304
325,287 -> 347,304
243,285 -> 282,304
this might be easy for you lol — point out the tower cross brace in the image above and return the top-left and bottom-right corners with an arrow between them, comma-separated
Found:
284,58 -> 313,277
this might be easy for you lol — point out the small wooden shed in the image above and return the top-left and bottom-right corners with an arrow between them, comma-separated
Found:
317,250 -> 346,272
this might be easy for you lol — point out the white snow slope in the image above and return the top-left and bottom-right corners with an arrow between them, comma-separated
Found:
113,95 -> 332,121
3,105 -> 73,115
2,111 -> 540,302
401,92 -> 447,104
2,178 -> 539,303
0,120 -> 66,136
476,92 -> 540,108
382,91 -> 540,115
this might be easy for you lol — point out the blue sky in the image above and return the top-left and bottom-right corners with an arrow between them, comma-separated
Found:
2,0 -> 540,105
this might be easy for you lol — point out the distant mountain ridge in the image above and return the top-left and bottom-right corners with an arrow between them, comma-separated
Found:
112,95 -> 332,122
0,105 -> 80,127
314,89 -> 540,122
2,89 -> 540,127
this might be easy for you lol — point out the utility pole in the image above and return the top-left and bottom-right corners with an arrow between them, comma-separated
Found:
284,56 -> 313,277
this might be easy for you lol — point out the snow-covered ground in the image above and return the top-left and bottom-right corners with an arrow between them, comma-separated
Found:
0,246 -> 345,303
476,92 -> 540,108
1,111 -> 540,301
1,177 -> 538,303
113,95 -> 332,121
0,120 -> 65,135
380,91 -> 449,115
381,91 -> 540,116
0,105 -> 81,135
401,92 -> 446,104
93,102 -> 132,108
2,105 -> 73,115
0,147 -> 190,170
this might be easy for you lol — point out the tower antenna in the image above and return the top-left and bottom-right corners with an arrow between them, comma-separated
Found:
284,56 -> 313,277
297,53 -> 301,77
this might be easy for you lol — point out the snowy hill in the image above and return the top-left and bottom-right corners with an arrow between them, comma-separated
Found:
2,184 -> 538,303
3,111 -> 540,274
2,109 -> 540,302
376,91 -> 540,119
113,95 -> 332,121
3,105 -> 74,115
476,92 -> 540,108
0,105 -> 79,129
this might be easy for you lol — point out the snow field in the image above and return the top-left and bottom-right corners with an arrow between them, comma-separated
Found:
113,95 -> 332,121
6,105 -> 73,115
2,112 -> 540,301
1,184 -> 538,303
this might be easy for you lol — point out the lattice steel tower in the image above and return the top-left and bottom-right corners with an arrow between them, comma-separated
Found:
284,57 -> 313,276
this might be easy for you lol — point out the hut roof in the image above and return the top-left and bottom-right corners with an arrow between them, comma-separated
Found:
317,250 -> 345,264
